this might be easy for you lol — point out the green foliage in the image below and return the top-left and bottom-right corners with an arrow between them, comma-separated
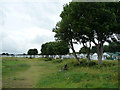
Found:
44,58 -> 53,61
2,57 -> 118,88
52,5 -> 79,62
103,42 -> 120,53
88,61 -> 97,66
102,61 -> 116,67
109,42 -> 120,52
53,59 -> 63,63
27,48 -> 38,55
106,56 -> 113,60
79,47 -> 89,54
57,58 -> 117,68
41,41 -> 69,56
37,59 -> 118,88
79,59 -> 88,65
70,59 -> 89,67
2,57 -> 30,77
54,2 -> 120,64
91,42 -> 120,53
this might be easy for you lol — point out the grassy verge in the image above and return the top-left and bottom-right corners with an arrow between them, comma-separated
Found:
2,57 -> 30,77
37,58 -> 118,88
2,57 -> 58,88
2,57 -> 118,88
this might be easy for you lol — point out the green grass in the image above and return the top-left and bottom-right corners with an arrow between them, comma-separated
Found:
2,57 -> 58,88
37,58 -> 118,88
2,57 -> 118,88
2,57 -> 30,77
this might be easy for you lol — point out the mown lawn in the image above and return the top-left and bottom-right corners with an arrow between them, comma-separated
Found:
2,57 -> 118,88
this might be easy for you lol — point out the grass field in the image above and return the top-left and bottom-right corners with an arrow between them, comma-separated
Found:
2,57 -> 118,88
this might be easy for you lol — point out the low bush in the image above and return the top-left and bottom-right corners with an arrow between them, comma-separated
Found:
102,61 -> 116,67
79,59 -> 88,66
44,58 -> 53,61
68,59 -> 88,67
53,59 -> 63,63
68,59 -> 117,67
88,61 -> 97,66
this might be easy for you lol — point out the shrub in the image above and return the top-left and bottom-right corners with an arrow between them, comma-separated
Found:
102,61 -> 116,67
44,58 -> 53,61
53,59 -> 63,63
69,59 -> 80,67
79,59 -> 88,66
69,59 -> 89,67
88,61 -> 97,66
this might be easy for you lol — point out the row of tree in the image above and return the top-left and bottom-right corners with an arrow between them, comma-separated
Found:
79,42 -> 120,54
53,2 -> 120,64
27,41 -> 69,58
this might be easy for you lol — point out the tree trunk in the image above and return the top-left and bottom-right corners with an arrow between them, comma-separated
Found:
51,55 -> 53,59
87,48 -> 91,63
97,43 -> 103,64
70,40 -> 79,62
53,55 -> 55,59
59,55 -> 62,59
82,42 -> 91,63
30,55 -> 32,59
46,55 -> 49,58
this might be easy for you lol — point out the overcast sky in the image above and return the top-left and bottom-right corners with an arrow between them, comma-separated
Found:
0,0 -> 82,54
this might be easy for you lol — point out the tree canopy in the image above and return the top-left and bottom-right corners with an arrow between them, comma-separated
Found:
41,41 -> 69,57
27,48 -> 38,58
53,2 -> 120,64
91,42 -> 120,53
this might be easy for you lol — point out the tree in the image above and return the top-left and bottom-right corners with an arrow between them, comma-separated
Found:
55,41 -> 69,58
33,48 -> 38,56
108,2 -> 120,42
41,41 -> 69,58
27,48 -> 38,58
2,53 -> 9,56
91,42 -> 120,53
108,42 -> 120,52
79,47 -> 89,54
41,42 -> 55,58
63,2 -> 119,64
41,43 -> 49,57
23,53 -> 26,55
103,45 -> 109,52
91,46 -> 97,54
53,4 -> 80,62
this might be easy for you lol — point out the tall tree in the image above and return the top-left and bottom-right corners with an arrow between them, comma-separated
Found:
53,15 -> 80,62
41,43 -> 51,58
55,41 -> 69,58
65,2 -> 119,64
108,42 -> 120,52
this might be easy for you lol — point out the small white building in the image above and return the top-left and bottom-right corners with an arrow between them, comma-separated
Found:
91,52 -> 111,60
62,55 -> 71,59
54,55 -> 59,59
92,53 -> 98,60
103,53 -> 110,60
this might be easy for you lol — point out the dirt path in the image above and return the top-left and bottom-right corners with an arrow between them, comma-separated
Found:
3,60 -> 57,88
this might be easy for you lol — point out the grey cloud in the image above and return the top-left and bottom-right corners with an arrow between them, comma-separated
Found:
1,1 -> 73,54
31,34 -> 55,44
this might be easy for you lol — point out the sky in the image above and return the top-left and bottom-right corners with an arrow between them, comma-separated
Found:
0,0 -> 83,54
